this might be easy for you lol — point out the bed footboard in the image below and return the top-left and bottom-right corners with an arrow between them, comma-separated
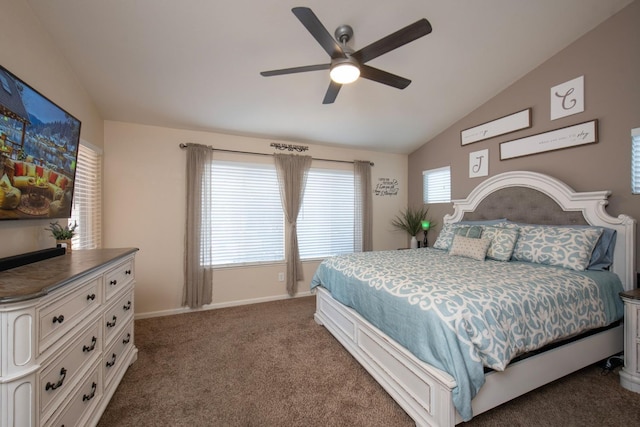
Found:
314,286 -> 624,427
314,286 -> 457,427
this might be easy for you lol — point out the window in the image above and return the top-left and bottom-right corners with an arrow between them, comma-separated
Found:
203,160 -> 358,266
70,143 -> 102,249
298,168 -> 355,259
633,128 -> 640,194
423,166 -> 451,203
207,161 -> 284,266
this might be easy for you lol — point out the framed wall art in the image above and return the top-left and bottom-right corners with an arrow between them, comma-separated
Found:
460,108 -> 531,145
550,75 -> 584,120
469,149 -> 489,178
500,119 -> 598,160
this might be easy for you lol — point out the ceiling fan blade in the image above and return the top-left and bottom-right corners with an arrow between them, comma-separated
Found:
292,7 -> 346,60
351,18 -> 432,64
359,65 -> 411,89
322,81 -> 342,104
260,64 -> 330,77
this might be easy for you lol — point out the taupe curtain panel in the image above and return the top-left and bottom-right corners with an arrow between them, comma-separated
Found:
354,161 -> 373,252
183,144 -> 214,308
274,153 -> 312,296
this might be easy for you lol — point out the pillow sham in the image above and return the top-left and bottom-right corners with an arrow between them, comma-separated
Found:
433,224 -> 483,250
481,226 -> 519,261
512,225 -> 603,271
500,221 -> 616,271
449,235 -> 491,261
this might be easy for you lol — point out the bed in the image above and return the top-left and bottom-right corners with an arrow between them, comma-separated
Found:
310,171 -> 637,426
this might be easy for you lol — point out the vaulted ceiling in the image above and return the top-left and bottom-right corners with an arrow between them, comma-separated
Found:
27,0 -> 633,153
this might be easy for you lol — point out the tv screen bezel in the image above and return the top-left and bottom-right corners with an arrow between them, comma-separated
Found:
0,64 -> 82,221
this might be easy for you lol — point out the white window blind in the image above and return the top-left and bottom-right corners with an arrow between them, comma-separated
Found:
423,166 -> 451,203
632,128 -> 640,194
208,161 -> 284,266
298,168 -> 355,259
70,143 -> 102,249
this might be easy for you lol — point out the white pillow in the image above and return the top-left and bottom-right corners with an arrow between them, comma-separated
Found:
449,235 -> 491,261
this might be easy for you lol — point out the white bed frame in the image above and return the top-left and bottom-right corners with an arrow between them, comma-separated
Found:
313,171 -> 637,426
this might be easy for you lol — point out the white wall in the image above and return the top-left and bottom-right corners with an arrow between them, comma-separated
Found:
0,0 -> 104,257
103,121 -> 409,316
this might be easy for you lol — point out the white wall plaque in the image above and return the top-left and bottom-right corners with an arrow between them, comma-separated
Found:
469,149 -> 489,178
500,120 -> 598,160
460,108 -> 531,145
551,75 -> 584,120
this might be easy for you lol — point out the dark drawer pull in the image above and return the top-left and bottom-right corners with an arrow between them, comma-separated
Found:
83,336 -> 97,353
125,269 -> 132,275
110,279 -> 117,286
123,301 -> 132,311
106,315 -> 117,328
83,382 -> 97,402
52,315 -> 65,324
123,333 -> 131,345
45,367 -> 67,391
106,353 -> 117,368
87,293 -> 96,301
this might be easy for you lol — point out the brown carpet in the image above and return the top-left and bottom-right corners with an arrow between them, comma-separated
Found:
98,296 -> 640,427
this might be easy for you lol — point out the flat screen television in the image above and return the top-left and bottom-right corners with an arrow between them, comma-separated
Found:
0,64 -> 81,220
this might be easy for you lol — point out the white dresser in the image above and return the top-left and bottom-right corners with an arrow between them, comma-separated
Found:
0,248 -> 138,427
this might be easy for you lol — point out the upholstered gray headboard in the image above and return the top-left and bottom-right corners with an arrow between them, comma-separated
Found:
461,186 -> 589,225
446,171 -> 636,291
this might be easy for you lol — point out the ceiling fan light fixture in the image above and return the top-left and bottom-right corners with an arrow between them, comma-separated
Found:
330,58 -> 360,84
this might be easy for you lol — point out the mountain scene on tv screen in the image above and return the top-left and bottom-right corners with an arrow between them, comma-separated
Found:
0,67 -> 80,219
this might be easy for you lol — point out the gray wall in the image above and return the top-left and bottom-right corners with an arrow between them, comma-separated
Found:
408,1 -> 640,269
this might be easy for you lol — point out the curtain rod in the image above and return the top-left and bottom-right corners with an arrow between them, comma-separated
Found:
178,143 -> 374,166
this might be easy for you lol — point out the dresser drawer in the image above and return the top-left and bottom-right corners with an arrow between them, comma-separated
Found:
104,289 -> 134,344
38,278 -> 101,354
105,258 -> 134,301
104,322 -> 134,389
43,360 -> 103,427
39,319 -> 102,418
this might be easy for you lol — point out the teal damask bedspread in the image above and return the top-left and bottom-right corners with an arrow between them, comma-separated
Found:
309,248 -> 624,421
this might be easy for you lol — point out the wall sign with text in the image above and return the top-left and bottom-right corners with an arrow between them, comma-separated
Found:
460,108 -> 531,145
375,178 -> 399,196
500,120 -> 598,160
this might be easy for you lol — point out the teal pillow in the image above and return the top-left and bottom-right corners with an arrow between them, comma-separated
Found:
454,225 -> 483,239
481,226 -> 519,261
434,224 -> 482,250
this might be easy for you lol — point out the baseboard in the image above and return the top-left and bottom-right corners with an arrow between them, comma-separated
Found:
134,290 -> 314,320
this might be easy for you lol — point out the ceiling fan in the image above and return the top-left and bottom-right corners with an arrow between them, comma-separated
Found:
260,7 -> 432,104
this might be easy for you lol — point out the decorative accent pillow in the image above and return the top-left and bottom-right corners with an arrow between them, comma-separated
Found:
512,225 -> 603,271
454,225 -> 483,238
481,226 -> 519,261
433,224 -> 483,250
26,163 -> 37,178
449,235 -> 491,261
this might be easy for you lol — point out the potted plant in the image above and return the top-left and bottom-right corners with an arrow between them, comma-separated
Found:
391,206 -> 431,249
45,221 -> 77,252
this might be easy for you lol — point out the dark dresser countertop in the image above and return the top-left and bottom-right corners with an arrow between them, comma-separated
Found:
0,248 -> 139,304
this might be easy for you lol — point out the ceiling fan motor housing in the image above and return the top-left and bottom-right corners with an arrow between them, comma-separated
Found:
334,24 -> 354,45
